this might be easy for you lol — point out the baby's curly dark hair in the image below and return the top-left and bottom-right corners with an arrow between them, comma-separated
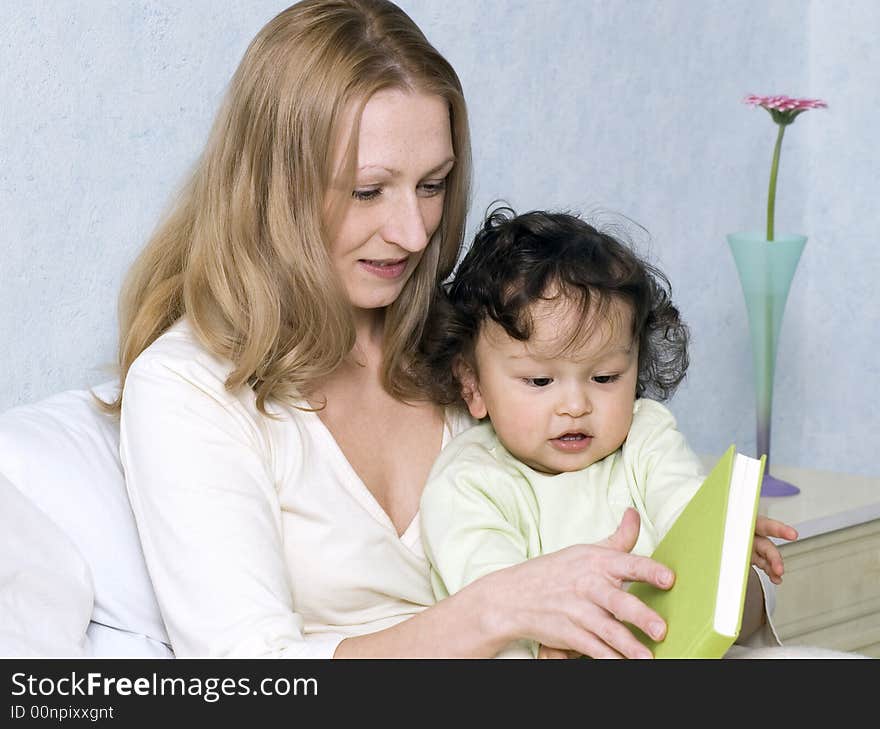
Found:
417,205 -> 690,405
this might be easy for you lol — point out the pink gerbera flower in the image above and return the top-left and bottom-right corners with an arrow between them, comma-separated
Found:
744,94 -> 828,126
743,94 -> 828,239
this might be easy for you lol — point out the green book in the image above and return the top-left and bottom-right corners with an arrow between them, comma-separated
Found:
626,445 -> 766,658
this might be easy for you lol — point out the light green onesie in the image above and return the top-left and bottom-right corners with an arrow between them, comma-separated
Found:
420,398 -> 706,657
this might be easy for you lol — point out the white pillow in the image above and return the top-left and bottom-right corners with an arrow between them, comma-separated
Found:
0,471 -> 93,656
0,382 -> 171,653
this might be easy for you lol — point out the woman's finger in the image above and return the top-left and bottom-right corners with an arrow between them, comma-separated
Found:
537,645 -> 570,659
600,507 -> 642,553
567,585 -> 660,658
602,588 -> 667,644
615,552 -> 675,591
568,625 -> 628,659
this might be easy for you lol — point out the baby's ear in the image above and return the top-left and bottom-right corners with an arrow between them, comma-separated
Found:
453,357 -> 488,419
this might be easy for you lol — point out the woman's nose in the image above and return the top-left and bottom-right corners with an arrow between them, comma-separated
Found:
384,195 -> 429,253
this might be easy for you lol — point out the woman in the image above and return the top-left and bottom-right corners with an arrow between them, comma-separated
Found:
114,0 -> 775,659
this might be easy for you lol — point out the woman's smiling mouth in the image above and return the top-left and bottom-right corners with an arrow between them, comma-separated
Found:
359,257 -> 408,279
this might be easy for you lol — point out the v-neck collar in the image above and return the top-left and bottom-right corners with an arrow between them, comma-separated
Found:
300,406 -> 453,549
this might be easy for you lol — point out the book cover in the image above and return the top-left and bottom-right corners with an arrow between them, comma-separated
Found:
626,445 -> 766,658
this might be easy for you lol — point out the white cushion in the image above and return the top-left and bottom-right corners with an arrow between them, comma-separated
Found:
0,471 -> 93,656
0,382 -> 171,653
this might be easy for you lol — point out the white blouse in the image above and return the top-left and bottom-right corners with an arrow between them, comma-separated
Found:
120,318 -> 475,658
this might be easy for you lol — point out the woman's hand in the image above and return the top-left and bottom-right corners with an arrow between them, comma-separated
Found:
484,508 -> 673,659
537,645 -> 577,659
752,515 -> 798,585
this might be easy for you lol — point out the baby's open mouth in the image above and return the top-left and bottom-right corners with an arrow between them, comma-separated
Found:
550,432 -> 593,452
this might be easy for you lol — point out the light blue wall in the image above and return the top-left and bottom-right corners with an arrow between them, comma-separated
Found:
2,1 -> 877,477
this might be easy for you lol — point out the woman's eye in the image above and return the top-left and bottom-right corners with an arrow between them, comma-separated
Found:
593,374 -> 621,384
418,179 -> 447,197
524,377 -> 553,387
352,188 -> 381,202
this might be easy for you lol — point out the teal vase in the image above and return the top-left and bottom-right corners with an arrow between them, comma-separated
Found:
726,232 -> 807,497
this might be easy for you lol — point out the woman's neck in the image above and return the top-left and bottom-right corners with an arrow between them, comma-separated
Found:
349,307 -> 386,368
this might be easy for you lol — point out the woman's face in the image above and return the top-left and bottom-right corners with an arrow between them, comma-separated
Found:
325,88 -> 455,313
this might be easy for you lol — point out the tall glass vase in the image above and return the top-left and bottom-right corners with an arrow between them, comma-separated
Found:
726,232 -> 807,497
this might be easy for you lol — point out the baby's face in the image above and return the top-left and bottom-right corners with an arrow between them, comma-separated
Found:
461,296 -> 638,475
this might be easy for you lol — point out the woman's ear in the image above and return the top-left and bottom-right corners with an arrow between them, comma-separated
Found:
453,356 -> 488,419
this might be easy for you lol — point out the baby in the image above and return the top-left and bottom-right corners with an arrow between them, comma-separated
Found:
418,206 -> 796,658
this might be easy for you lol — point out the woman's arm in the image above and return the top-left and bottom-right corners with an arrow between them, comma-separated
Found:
121,334 -> 345,658
336,508 -> 674,658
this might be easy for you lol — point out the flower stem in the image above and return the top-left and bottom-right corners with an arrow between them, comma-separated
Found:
766,123 -> 786,241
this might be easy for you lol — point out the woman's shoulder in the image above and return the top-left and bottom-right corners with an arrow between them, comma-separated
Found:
123,317 -> 246,408
119,318 -> 289,470
128,318 -> 230,377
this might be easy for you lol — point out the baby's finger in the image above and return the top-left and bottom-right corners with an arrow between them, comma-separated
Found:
753,548 -> 784,585
755,515 -> 798,541
753,558 -> 781,584
751,552 -> 771,575
754,536 -> 785,575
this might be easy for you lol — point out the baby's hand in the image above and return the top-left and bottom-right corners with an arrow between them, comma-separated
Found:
752,515 -> 798,585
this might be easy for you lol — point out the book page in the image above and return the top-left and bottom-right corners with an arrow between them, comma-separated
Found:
714,454 -> 762,635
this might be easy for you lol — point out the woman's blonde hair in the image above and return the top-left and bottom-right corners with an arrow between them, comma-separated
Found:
106,0 -> 471,413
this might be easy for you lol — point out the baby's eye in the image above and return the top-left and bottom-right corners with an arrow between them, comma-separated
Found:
417,179 -> 447,197
593,374 -> 621,384
352,187 -> 382,202
524,377 -> 553,387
